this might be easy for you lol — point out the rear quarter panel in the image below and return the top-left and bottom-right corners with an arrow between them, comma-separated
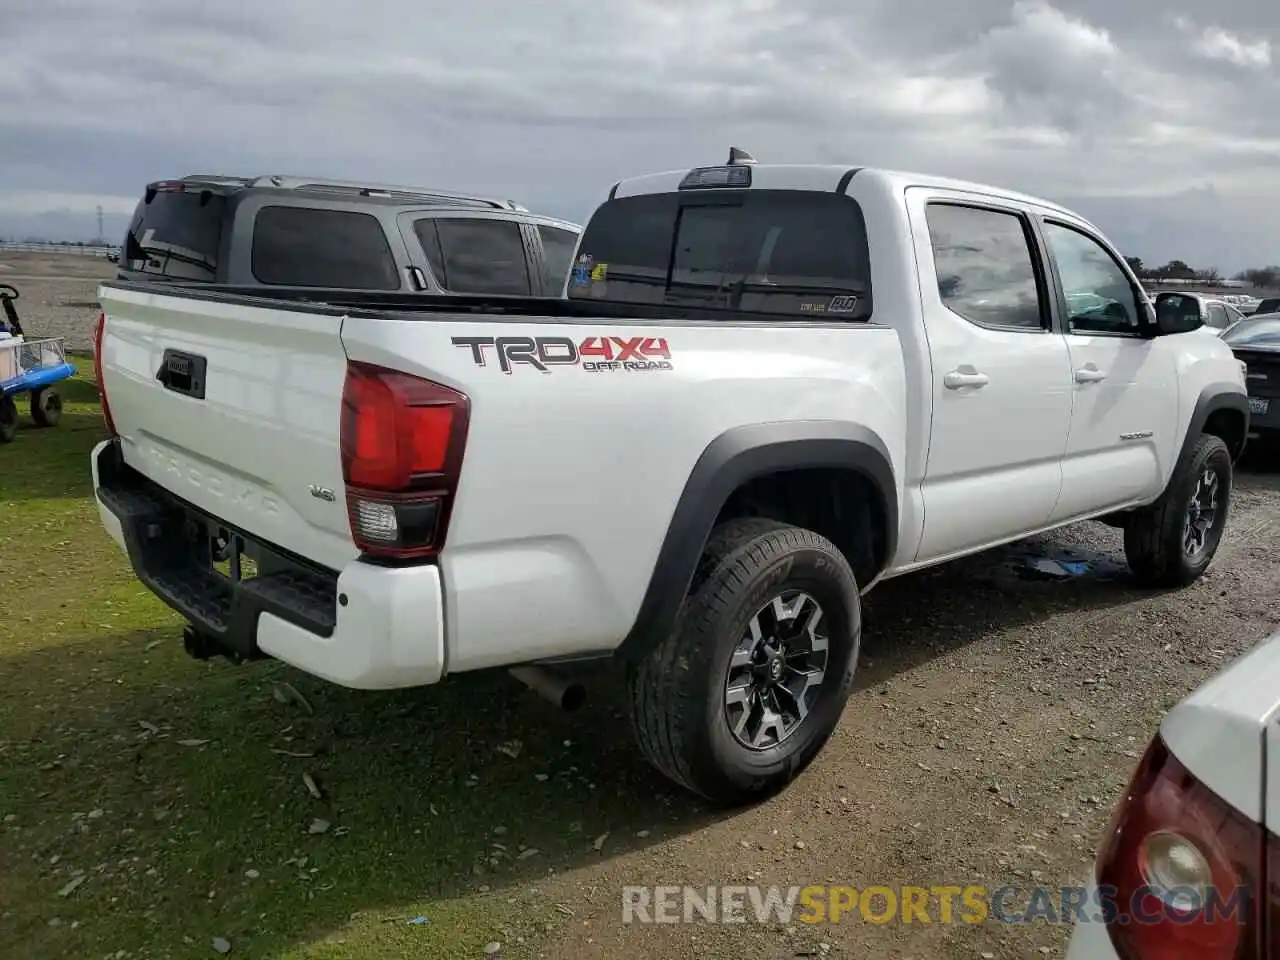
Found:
339,315 -> 908,672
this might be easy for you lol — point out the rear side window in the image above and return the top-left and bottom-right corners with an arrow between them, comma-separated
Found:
925,203 -> 1046,330
251,206 -> 399,289
567,191 -> 872,320
538,225 -> 580,293
123,190 -> 226,281
416,218 -> 531,295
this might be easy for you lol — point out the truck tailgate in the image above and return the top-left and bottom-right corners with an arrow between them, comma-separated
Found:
97,285 -> 356,571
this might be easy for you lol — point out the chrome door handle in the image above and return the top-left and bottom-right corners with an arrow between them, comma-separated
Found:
943,368 -> 989,390
1074,365 -> 1107,383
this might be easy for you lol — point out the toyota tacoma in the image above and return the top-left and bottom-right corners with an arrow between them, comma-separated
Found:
90,151 -> 1250,804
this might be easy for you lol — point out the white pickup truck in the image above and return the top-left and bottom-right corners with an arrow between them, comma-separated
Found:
90,152 -> 1250,804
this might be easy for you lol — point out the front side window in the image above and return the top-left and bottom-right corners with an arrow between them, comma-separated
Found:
1206,303 -> 1230,329
1041,221 -> 1141,335
567,190 -> 872,320
925,203 -> 1046,330
251,206 -> 399,289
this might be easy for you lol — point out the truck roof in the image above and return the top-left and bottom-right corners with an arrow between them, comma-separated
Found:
610,162 -> 1081,221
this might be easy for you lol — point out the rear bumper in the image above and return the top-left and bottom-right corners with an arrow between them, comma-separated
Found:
91,439 -> 445,689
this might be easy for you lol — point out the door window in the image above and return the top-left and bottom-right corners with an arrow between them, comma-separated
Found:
415,218 -> 531,295
1041,222 -> 1141,335
925,203 -> 1047,331
1206,303 -> 1230,329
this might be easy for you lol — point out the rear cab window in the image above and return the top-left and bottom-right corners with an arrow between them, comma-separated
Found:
123,185 -> 226,281
251,206 -> 400,289
567,190 -> 872,320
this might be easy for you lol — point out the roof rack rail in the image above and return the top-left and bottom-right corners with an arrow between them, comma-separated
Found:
175,175 -> 254,188
247,175 -> 525,210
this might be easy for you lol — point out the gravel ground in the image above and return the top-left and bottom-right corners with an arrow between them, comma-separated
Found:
0,251 -> 115,351
528,465 -> 1280,960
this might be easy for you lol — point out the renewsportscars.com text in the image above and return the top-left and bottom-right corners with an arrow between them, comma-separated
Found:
621,883 -> 1250,926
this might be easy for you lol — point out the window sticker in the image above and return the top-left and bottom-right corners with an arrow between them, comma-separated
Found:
570,253 -> 593,287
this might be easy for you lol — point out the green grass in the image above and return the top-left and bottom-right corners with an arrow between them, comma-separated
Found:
0,368 -> 715,959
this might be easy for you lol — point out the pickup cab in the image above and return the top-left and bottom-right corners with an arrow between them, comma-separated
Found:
90,151 -> 1251,804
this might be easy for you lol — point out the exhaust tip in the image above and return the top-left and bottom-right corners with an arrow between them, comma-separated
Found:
560,682 -> 587,713
510,664 -> 587,712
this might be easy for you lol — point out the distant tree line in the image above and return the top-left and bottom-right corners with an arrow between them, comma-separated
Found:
1123,256 -> 1280,288
1233,266 -> 1280,288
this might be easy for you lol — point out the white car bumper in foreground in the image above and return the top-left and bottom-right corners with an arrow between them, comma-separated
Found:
1064,894 -> 1120,959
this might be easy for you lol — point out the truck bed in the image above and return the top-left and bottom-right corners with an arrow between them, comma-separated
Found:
99,280 -> 888,327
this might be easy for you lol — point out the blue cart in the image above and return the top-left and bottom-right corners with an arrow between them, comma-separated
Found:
0,336 -> 76,443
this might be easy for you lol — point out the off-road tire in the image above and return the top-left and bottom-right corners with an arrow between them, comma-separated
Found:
1124,434 -> 1232,587
0,394 -> 16,443
30,386 -> 62,428
628,517 -> 861,805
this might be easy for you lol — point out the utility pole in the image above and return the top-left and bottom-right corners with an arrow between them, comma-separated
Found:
95,204 -> 105,246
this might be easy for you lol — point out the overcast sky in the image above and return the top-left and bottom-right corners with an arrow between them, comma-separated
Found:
2,0 -> 1277,271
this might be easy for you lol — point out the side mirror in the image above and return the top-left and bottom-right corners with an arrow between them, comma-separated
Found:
1153,293 -> 1204,335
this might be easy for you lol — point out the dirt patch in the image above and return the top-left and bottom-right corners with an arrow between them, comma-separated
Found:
0,252 -> 111,349
0,250 -> 117,281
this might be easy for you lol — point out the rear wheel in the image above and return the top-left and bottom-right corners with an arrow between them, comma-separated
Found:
30,386 -> 62,428
0,394 -> 16,443
628,517 -> 862,805
1124,434 -> 1232,587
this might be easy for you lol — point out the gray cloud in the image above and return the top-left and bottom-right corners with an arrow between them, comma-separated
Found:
2,0 -> 1279,269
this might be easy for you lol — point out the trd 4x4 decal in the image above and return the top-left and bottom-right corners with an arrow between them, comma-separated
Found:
452,335 -> 673,374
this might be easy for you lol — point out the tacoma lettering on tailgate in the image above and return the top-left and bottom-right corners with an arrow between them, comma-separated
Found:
143,446 -> 281,520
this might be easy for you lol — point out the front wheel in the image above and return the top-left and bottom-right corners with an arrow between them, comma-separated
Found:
30,386 -> 62,428
1124,434 -> 1232,587
628,517 -> 862,805
0,394 -> 16,443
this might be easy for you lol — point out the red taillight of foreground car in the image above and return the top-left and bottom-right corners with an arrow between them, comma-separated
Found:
1095,734 -> 1263,959
93,312 -> 118,439
339,361 -> 469,562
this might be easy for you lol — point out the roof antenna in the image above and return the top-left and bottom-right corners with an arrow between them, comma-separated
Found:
727,147 -> 757,165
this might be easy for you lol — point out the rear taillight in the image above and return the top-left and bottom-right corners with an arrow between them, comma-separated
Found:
1096,734 -> 1262,959
92,312 -> 118,439
339,361 -> 469,562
